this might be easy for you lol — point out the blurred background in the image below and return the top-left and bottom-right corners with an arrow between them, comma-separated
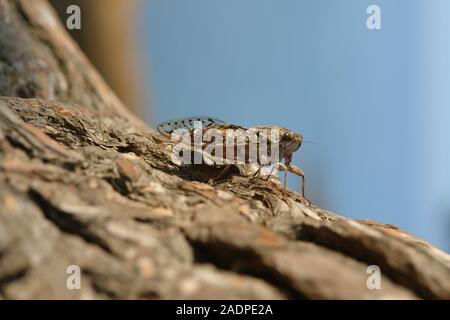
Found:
52,0 -> 450,251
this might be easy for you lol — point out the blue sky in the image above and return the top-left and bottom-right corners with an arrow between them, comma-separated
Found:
139,0 -> 450,250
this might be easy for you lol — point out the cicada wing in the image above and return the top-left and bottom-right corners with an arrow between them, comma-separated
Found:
156,116 -> 227,136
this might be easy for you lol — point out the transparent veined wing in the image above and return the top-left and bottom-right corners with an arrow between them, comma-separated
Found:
157,116 -> 227,136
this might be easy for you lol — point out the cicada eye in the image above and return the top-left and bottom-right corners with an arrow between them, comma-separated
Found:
281,132 -> 292,141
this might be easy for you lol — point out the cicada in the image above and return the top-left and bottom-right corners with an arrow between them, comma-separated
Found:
156,116 -> 306,197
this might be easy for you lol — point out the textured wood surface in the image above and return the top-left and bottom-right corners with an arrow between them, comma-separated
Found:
0,0 -> 449,299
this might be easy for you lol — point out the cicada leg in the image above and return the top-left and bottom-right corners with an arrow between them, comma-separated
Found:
276,162 -> 306,198
208,165 -> 233,184
289,164 -> 305,199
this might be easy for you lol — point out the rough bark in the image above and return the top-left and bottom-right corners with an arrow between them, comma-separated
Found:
0,0 -> 449,300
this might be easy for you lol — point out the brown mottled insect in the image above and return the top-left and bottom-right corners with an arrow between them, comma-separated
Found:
156,116 -> 306,197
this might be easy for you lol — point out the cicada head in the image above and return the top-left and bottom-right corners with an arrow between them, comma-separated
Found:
279,128 -> 303,165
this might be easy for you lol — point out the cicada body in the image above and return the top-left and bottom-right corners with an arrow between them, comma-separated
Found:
156,116 -> 306,197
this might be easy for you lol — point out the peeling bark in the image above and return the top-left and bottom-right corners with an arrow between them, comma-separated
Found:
0,0 -> 449,299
